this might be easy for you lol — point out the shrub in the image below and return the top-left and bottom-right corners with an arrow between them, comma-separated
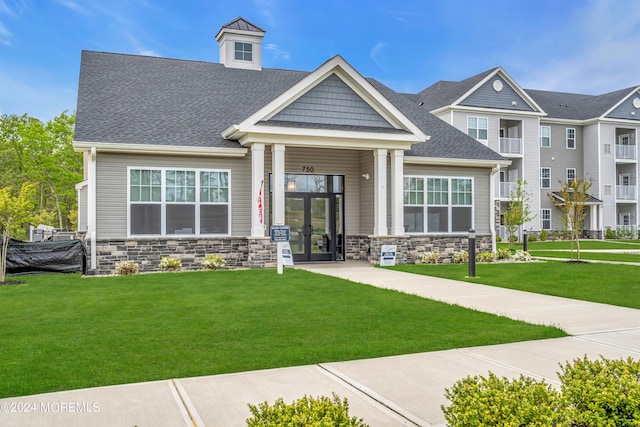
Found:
114,260 -> 139,276
246,393 -> 368,426
605,227 -> 615,240
451,251 -> 469,264
559,356 -> 640,427
476,251 -> 496,263
496,247 -> 512,260
528,235 -> 537,242
442,372 -> 562,426
496,236 -> 502,242
513,250 -> 531,262
201,254 -> 226,270
539,229 -> 548,241
418,251 -> 440,264
159,256 -> 181,272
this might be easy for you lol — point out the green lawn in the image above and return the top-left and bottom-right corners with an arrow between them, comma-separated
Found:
532,251 -> 640,263
499,239 -> 640,263
0,269 -> 565,398
389,261 -> 640,309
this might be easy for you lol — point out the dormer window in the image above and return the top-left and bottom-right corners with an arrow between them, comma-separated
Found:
234,42 -> 252,62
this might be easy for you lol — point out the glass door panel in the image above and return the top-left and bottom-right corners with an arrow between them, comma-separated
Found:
310,197 -> 331,261
285,197 -> 305,255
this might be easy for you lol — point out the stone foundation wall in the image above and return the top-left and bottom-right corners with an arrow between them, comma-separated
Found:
89,234 -> 492,275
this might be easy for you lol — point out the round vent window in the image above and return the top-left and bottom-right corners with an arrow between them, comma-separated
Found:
492,80 -> 504,92
633,97 -> 640,109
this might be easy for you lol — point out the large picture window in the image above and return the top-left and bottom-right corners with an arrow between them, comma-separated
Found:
404,176 -> 473,234
128,168 -> 230,236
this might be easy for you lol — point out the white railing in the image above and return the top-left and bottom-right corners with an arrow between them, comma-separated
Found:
616,144 -> 636,160
499,182 -> 517,198
499,138 -> 523,155
614,224 -> 637,238
616,185 -> 637,200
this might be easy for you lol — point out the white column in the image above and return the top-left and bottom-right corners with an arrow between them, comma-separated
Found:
590,205 -> 597,232
390,149 -> 404,236
271,144 -> 286,225
490,165 -> 500,253
250,143 -> 266,237
88,147 -> 97,270
373,148 -> 388,236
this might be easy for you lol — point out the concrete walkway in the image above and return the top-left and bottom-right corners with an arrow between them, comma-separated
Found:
2,262 -> 640,426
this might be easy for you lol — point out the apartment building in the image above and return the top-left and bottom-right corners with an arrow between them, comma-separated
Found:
416,67 -> 640,239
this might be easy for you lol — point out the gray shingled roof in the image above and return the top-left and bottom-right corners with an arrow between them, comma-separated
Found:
74,50 -> 505,162
415,68 -> 498,111
527,87 -> 636,120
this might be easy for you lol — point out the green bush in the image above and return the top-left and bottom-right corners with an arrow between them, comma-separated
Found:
496,236 -> 502,242
540,228 -> 548,241
451,251 -> 469,264
559,356 -> 640,427
159,256 -> 182,272
442,372 -> 562,426
246,393 -> 368,426
201,254 -> 226,270
528,235 -> 537,242
496,247 -> 512,260
605,227 -> 615,239
114,260 -> 139,276
476,251 -> 496,263
442,356 -> 640,426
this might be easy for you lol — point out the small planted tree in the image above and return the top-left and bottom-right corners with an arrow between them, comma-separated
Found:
0,183 -> 37,283
549,178 -> 592,261
503,180 -> 535,248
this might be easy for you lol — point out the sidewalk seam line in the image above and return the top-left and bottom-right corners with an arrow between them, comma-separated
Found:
170,379 -> 205,427
317,364 -> 429,426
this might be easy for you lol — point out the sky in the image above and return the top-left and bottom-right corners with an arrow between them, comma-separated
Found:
1,0 -> 640,121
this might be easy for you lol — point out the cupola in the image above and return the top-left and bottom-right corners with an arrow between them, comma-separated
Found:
215,17 -> 266,71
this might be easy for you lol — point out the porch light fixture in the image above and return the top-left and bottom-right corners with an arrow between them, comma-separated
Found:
362,173 -> 370,180
287,181 -> 296,191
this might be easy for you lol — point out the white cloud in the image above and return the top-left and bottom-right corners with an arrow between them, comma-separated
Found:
53,0 -> 88,14
265,43 -> 289,60
137,49 -> 161,57
370,41 -> 387,68
515,0 -> 640,94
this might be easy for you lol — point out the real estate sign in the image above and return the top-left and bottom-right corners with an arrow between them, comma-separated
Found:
379,245 -> 397,266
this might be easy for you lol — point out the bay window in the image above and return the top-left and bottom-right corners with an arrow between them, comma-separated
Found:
404,176 -> 473,233
128,168 -> 230,236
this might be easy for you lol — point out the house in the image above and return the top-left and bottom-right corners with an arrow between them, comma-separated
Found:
417,67 -> 640,240
73,17 -> 508,274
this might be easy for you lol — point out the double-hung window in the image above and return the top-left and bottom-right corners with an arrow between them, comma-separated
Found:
403,176 -> 473,233
566,128 -> 576,149
540,167 -> 551,189
540,126 -> 550,147
540,209 -> 551,230
467,116 -> 488,141
129,168 -> 230,236
566,168 -> 576,184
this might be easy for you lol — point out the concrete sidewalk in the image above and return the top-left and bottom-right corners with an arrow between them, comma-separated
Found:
2,262 -> 640,426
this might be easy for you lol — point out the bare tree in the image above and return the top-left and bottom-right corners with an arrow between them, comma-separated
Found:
549,178 -> 592,261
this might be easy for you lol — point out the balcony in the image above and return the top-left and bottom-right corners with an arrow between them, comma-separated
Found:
616,185 -> 637,200
616,144 -> 636,161
499,138 -> 523,155
500,182 -> 517,198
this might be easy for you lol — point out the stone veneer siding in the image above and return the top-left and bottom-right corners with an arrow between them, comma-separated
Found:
90,234 -> 492,275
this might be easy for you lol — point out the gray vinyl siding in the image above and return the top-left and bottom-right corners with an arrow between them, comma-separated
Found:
95,152 -> 251,239
606,91 -> 640,121
264,146 -> 365,235
359,151 -> 374,234
403,164 -> 491,234
270,74 -> 392,128
459,76 -> 535,112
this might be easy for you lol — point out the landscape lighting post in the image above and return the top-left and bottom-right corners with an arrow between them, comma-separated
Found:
468,228 -> 476,277
523,229 -> 528,252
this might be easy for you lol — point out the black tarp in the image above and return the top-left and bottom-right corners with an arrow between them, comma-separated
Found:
2,238 -> 87,276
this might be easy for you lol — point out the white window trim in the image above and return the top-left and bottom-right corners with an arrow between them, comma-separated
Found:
540,209 -> 551,230
566,168 -> 577,184
127,166 -> 232,238
234,41 -> 253,63
540,167 -> 551,189
566,127 -> 576,149
467,116 -> 488,142
540,125 -> 551,148
403,175 -> 475,235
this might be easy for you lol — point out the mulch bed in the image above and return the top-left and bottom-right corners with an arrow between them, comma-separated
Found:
0,280 -> 27,286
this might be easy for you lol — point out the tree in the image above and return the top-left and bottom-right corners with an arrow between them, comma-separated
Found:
549,178 -> 592,261
0,112 -> 81,230
0,183 -> 38,283
503,180 -> 535,248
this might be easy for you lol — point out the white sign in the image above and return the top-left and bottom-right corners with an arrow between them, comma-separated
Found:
379,244 -> 397,267
281,242 -> 294,266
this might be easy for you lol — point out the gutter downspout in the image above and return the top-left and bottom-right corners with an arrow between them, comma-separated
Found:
490,164 -> 500,253
88,147 -> 97,270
